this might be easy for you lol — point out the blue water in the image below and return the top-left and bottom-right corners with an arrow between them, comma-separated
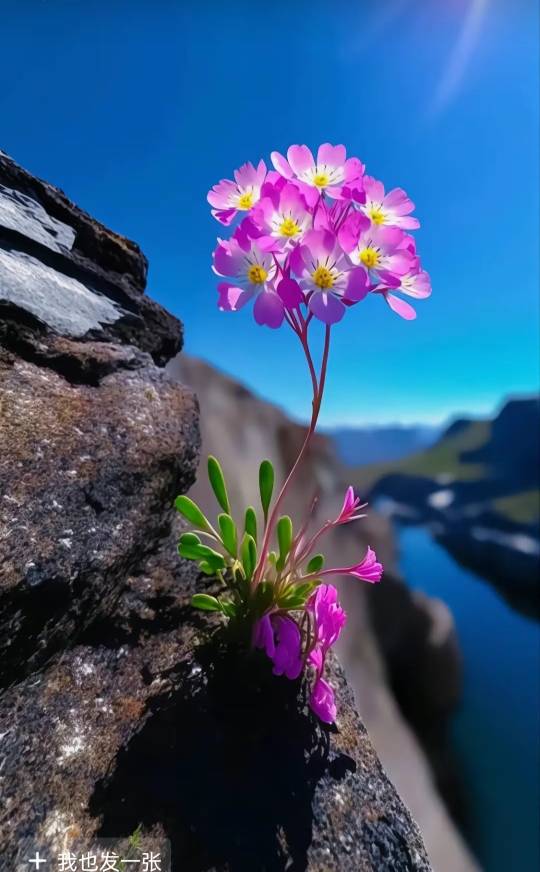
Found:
397,527 -> 540,872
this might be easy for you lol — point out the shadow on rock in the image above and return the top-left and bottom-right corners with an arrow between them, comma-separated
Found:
90,633 -> 352,871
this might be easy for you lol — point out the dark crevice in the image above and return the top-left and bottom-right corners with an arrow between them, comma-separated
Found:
89,636 -> 354,872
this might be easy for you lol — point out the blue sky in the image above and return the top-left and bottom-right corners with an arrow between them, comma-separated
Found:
1,0 -> 538,425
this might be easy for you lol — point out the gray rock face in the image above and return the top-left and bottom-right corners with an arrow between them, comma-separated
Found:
0,247 -> 124,335
0,151 -> 180,365
0,183 -> 76,252
0,155 -> 434,871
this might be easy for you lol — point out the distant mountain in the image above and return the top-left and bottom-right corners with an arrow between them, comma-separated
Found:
355,396 -> 540,617
327,424 -> 441,466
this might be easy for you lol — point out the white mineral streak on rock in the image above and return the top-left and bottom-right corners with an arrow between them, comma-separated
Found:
0,248 -> 121,336
0,184 -> 76,252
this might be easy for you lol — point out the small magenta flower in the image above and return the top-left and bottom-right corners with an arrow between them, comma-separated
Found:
208,160 -> 267,225
213,233 -> 288,328
377,266 -> 432,321
250,181 -> 312,247
334,486 -> 367,525
290,229 -> 369,324
271,143 -> 364,201
307,584 -> 347,723
361,176 -> 420,230
343,546 -> 384,583
255,614 -> 303,680
317,546 -> 383,584
340,215 -> 417,285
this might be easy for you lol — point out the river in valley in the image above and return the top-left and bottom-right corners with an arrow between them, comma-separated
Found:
397,526 -> 540,872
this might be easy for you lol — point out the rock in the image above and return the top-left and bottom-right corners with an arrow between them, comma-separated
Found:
1,524 -> 431,872
0,151 -> 180,366
168,354 -> 479,872
1,157 -> 435,871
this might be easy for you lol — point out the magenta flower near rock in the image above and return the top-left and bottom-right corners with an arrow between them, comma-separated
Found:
176,143 -> 431,724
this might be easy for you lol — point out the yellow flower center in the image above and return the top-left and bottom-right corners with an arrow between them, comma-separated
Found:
368,207 -> 385,225
238,191 -> 254,210
359,247 -> 380,268
279,217 -> 301,238
312,265 -> 334,289
247,264 -> 268,285
312,173 -> 329,189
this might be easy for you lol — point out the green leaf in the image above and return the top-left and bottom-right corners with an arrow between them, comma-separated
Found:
178,533 -> 225,568
240,533 -> 257,580
208,456 -> 230,513
254,580 -> 274,615
244,507 -> 258,543
219,598 -> 237,618
306,554 -> 325,574
259,460 -> 274,521
174,495 -> 210,529
276,515 -> 293,571
218,513 -> 237,557
278,580 -> 318,610
178,532 -> 203,559
191,593 -> 221,611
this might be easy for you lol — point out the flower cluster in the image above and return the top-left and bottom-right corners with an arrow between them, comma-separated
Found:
176,143 -> 430,725
209,143 -> 431,325
176,466 -> 382,724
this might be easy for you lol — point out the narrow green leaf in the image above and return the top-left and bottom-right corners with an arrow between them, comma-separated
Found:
244,507 -> 258,543
208,456 -> 230,513
306,554 -> 325,574
278,581 -> 317,609
276,515 -> 293,571
259,460 -> 274,521
240,533 -> 257,580
191,593 -> 221,611
218,513 -> 237,557
174,495 -> 210,529
178,532 -> 203,559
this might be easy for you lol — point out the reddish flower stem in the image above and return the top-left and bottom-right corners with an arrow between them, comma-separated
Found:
254,324 -> 331,583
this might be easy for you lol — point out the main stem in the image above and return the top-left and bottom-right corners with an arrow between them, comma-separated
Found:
254,324 -> 331,583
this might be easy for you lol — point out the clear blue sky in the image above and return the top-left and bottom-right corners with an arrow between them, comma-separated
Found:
1,0 -> 538,425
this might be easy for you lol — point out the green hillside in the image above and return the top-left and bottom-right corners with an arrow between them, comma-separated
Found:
354,419 -> 491,491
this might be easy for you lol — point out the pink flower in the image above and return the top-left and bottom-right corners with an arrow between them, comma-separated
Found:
307,585 -> 347,723
290,229 -> 369,324
213,233 -> 287,328
340,215 -> 417,285
334,486 -> 367,525
271,143 -> 364,201
255,614 -> 303,680
208,160 -> 267,225
318,546 -> 383,584
361,176 -> 420,230
377,266 -> 432,321
249,181 -> 312,247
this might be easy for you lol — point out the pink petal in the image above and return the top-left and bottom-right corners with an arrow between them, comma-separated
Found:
310,676 -> 337,724
364,176 -> 385,202
338,212 -> 369,253
277,278 -> 303,308
207,179 -> 237,209
384,292 -> 417,320
303,228 -> 336,261
317,143 -> 346,168
309,292 -> 345,324
287,144 -> 315,176
343,157 -> 364,183
270,151 -> 294,179
210,208 -> 237,226
344,267 -> 369,302
253,291 -> 285,328
217,283 -> 254,312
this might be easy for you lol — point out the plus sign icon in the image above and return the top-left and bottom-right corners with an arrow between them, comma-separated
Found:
27,853 -> 47,869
